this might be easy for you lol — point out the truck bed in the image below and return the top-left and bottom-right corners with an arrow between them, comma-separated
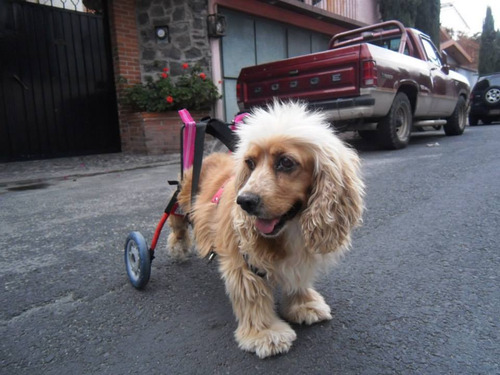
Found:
238,45 -> 361,108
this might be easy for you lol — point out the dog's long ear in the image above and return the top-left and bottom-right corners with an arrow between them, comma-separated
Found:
300,142 -> 365,254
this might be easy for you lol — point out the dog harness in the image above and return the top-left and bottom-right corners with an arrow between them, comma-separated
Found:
211,177 -> 234,204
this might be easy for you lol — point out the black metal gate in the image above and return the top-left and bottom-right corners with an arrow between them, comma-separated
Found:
0,0 -> 120,160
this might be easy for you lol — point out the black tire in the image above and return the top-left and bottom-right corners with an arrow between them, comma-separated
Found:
469,114 -> 478,126
482,118 -> 492,125
124,231 -> 151,289
444,96 -> 467,136
358,130 -> 377,140
377,92 -> 412,150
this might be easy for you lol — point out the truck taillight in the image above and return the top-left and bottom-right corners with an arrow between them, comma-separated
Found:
236,82 -> 247,110
236,83 -> 242,103
362,60 -> 377,87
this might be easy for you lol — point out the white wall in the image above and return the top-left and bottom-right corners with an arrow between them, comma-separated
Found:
355,0 -> 380,25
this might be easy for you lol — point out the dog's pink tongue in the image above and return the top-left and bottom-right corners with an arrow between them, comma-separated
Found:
255,218 -> 279,234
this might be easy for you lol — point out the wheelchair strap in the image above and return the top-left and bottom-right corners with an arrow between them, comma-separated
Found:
205,118 -> 237,152
190,121 -> 208,205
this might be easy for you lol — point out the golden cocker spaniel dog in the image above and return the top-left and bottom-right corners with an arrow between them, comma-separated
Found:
168,101 -> 364,358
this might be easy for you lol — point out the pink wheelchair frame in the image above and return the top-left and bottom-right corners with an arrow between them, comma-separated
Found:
124,110 -> 247,289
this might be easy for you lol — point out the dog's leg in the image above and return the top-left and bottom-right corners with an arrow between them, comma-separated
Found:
167,215 -> 191,260
220,256 -> 296,358
281,288 -> 333,325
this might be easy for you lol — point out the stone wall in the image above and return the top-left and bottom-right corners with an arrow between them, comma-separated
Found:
136,0 -> 212,81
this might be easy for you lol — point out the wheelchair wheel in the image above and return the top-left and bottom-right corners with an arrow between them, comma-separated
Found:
124,231 -> 151,289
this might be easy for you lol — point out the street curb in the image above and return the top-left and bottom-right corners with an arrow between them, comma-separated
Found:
0,155 -> 179,190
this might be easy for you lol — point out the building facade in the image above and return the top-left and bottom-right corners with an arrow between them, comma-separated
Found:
109,0 -> 380,152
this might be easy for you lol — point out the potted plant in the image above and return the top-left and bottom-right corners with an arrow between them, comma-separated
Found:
120,63 -> 221,154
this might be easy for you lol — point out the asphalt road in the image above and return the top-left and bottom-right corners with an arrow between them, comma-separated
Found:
1,125 -> 499,374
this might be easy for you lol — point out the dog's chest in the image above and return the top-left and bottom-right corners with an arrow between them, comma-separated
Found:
271,221 -> 320,290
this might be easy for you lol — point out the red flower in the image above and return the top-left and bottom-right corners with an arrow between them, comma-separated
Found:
163,67 -> 169,72
166,96 -> 174,104
199,73 -> 206,80
161,72 -> 168,79
182,63 -> 189,69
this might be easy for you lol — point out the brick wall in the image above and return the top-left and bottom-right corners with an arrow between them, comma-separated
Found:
124,112 -> 183,154
108,0 -> 141,86
107,0 -> 212,154
119,111 -> 209,154
108,0 -> 144,153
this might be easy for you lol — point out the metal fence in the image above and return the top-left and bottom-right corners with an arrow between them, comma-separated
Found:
25,0 -> 101,13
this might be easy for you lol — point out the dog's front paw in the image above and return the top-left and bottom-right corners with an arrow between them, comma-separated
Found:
167,232 -> 191,261
282,289 -> 332,325
236,320 -> 297,358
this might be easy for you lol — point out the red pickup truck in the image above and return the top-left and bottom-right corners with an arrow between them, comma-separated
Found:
236,21 -> 470,149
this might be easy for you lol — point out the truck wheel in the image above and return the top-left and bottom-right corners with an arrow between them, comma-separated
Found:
444,96 -> 466,136
377,92 -> 412,149
358,130 -> 377,140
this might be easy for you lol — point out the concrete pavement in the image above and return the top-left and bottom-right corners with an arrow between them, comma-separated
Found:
1,126 -> 499,373
0,152 -> 178,190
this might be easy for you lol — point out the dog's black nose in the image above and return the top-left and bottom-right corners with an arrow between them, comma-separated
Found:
236,192 -> 261,215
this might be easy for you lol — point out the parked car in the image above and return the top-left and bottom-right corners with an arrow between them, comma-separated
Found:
237,21 -> 470,150
469,73 -> 500,125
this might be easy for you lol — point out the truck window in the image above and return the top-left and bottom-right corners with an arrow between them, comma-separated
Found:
421,37 -> 442,67
368,37 -> 409,55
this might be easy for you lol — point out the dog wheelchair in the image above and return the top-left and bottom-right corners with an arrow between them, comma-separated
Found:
124,110 -> 247,289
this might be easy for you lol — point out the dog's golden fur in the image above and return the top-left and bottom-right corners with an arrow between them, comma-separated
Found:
168,101 -> 364,358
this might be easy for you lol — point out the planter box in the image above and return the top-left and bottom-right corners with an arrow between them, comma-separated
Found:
120,111 -> 210,154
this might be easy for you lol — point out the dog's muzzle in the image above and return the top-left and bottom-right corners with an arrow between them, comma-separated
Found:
236,192 -> 261,216
237,193 -> 303,237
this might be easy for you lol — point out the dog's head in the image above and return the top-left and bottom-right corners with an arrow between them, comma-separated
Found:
233,101 -> 364,254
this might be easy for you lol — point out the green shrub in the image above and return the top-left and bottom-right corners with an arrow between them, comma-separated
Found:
122,64 -> 221,112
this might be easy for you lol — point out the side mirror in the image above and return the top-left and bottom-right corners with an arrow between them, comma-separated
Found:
441,50 -> 447,62
441,51 -> 450,74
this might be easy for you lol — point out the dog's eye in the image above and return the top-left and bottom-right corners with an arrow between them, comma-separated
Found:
276,156 -> 297,172
245,158 -> 256,171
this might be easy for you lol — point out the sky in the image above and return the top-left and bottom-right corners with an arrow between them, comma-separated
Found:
440,0 -> 500,36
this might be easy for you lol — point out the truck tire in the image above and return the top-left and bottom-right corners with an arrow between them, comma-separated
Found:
358,130 -> 377,140
444,96 -> 466,136
377,92 -> 412,150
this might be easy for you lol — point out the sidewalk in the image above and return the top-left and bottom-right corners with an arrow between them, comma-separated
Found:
0,132 -> 360,189
0,152 -> 178,187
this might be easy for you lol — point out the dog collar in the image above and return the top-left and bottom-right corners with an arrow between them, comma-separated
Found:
206,251 -> 266,278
